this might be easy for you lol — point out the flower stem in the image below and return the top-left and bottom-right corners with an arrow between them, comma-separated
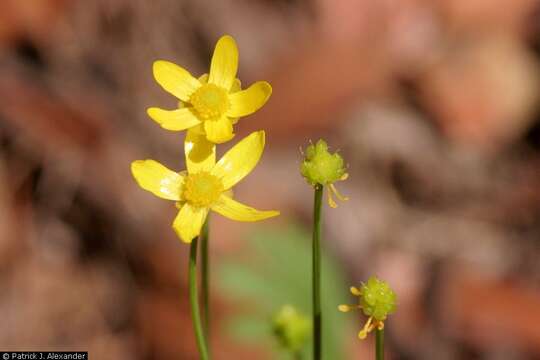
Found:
312,185 -> 323,360
375,328 -> 384,360
201,218 -> 210,340
189,237 -> 209,360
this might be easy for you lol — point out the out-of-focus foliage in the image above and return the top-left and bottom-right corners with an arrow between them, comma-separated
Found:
218,224 -> 350,359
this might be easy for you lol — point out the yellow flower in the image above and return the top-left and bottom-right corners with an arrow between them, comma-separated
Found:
131,131 -> 280,243
148,35 -> 272,144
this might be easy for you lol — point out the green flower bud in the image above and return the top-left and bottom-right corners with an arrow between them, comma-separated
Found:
301,140 -> 347,186
272,305 -> 311,352
359,277 -> 397,321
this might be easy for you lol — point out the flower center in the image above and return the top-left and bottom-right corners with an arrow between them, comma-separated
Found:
190,84 -> 229,120
182,171 -> 224,207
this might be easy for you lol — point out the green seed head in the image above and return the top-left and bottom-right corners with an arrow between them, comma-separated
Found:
272,305 -> 312,352
359,277 -> 397,321
300,140 -> 347,186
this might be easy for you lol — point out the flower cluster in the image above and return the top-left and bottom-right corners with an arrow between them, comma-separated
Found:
130,34 -> 396,357
131,35 -> 279,243
339,276 -> 397,339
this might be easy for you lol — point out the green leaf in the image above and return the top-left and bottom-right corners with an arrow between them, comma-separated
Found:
218,223 -> 351,359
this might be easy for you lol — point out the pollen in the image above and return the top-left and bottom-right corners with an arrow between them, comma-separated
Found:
183,171 -> 224,207
190,84 -> 230,120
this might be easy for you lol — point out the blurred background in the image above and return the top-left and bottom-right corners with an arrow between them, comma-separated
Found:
2,0 -> 540,359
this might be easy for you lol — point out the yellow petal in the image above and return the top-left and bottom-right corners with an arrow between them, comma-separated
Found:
209,35 -> 238,91
229,79 -> 242,124
131,160 -> 184,201
153,60 -> 201,101
231,78 -> 242,93
147,107 -> 201,131
189,123 -> 206,135
172,204 -> 209,243
227,81 -> 272,117
200,73 -> 241,92
204,117 -> 235,144
198,73 -> 209,83
185,128 -> 216,173
211,194 -> 279,222
211,131 -> 265,189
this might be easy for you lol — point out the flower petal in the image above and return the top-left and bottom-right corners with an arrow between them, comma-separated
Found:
227,81 -> 272,117
229,78 -> 242,125
189,123 -> 206,135
211,131 -> 265,189
231,78 -> 242,93
198,73 -> 209,83
211,194 -> 279,222
131,160 -> 184,201
172,204 -> 209,243
209,35 -> 238,91
229,79 -> 242,124
153,60 -> 201,101
147,107 -> 201,131
185,128 -> 216,173
204,117 -> 235,144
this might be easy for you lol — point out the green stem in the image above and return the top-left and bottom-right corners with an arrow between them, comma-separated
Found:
201,218 -> 210,340
189,237 -> 209,360
312,186 -> 323,360
375,328 -> 384,360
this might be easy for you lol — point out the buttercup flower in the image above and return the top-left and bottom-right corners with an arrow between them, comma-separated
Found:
300,139 -> 349,208
131,131 -> 279,243
148,35 -> 272,144
338,276 -> 397,339
272,305 -> 312,352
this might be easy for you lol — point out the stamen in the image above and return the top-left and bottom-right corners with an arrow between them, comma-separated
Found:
350,286 -> 361,296
338,304 -> 360,312
183,171 -> 224,207
358,317 -> 375,340
190,84 -> 229,120
327,189 -> 338,208
330,183 -> 349,201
